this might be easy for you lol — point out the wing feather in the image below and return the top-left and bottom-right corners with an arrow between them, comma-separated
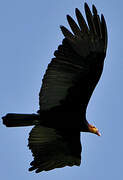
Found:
75,8 -> 89,34
92,4 -> 102,38
67,15 -> 81,36
60,26 -> 74,40
84,3 -> 97,36
101,14 -> 108,51
39,3 -> 107,111
28,126 -> 81,173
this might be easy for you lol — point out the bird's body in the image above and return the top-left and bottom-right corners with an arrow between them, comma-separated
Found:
2,3 -> 107,173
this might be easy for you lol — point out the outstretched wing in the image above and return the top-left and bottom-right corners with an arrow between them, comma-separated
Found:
39,3 -> 107,112
28,126 -> 81,173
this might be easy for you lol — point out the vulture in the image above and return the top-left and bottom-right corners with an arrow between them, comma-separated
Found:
2,3 -> 108,173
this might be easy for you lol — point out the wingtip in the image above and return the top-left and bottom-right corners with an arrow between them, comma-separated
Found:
66,14 -> 70,19
101,13 -> 107,32
75,8 -> 81,19
101,14 -> 105,22
75,8 -> 79,14
60,25 -> 63,30
60,25 -> 66,33
84,2 -> 88,8
101,13 -> 108,49
84,2 -> 90,11
66,14 -> 74,24
66,14 -> 72,24
92,4 -> 97,15
84,2 -> 93,18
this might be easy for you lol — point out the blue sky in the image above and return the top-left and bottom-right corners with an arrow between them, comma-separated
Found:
0,0 -> 122,179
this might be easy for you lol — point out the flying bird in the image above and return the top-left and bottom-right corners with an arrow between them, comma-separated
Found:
2,3 -> 108,173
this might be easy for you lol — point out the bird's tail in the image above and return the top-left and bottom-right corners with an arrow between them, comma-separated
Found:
2,113 -> 40,127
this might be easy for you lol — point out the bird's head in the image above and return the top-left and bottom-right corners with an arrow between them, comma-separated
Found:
88,124 -> 101,136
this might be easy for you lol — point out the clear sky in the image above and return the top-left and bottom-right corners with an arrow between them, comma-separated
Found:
0,0 -> 122,179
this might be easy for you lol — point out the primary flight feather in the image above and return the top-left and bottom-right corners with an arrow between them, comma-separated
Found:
2,3 -> 108,173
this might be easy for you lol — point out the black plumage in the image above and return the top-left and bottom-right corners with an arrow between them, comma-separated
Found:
2,3 -> 108,173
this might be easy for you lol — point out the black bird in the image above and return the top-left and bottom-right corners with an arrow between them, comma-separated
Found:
2,3 -> 108,173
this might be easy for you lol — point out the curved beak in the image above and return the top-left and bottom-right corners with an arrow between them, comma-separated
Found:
88,124 -> 101,136
96,130 -> 101,136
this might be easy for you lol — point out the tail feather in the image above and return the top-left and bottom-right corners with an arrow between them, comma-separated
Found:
2,113 -> 40,127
